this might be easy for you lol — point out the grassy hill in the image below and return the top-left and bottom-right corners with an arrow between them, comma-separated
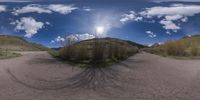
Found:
56,38 -> 144,67
0,35 -> 48,51
148,35 -> 200,57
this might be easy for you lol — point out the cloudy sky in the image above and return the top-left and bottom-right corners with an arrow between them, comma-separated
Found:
1,0 -> 200,47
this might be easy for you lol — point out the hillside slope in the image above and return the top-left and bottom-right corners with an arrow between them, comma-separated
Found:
77,37 -> 145,48
149,35 -> 200,56
0,35 -> 48,51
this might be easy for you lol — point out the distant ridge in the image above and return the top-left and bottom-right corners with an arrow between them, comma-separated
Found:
0,35 -> 48,51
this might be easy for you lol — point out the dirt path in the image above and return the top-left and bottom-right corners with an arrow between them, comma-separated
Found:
0,52 -> 200,100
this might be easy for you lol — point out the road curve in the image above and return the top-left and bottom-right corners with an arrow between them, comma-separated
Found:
0,52 -> 200,100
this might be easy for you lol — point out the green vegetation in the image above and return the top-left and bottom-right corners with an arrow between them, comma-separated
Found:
146,35 -> 200,59
0,35 -> 48,59
0,49 -> 21,59
56,38 -> 140,67
0,35 -> 48,51
48,49 -> 60,58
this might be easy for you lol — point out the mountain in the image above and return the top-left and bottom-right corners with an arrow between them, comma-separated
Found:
0,35 -> 48,51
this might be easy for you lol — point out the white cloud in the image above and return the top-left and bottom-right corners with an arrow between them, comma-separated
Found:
164,14 -> 183,21
56,36 -> 65,42
146,31 -> 157,38
45,21 -> 50,25
13,4 -> 78,15
120,11 -> 143,23
51,36 -> 66,44
66,34 -> 79,43
13,4 -> 51,15
148,44 -> 154,47
67,33 -> 95,41
159,19 -> 180,32
51,33 -> 95,44
83,7 -> 93,11
140,4 -> 200,32
0,5 -> 6,12
140,5 -> 200,17
181,17 -> 188,22
83,8 -> 92,12
75,33 -> 95,40
48,4 -> 78,15
50,40 -> 55,44
11,17 -> 45,38
122,4 -> 200,33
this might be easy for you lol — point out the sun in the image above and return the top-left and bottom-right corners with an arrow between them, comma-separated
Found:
96,26 -> 104,34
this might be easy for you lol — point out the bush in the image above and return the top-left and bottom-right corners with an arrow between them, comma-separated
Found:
163,41 -> 186,56
0,51 -> 3,56
59,39 -> 139,67
76,46 -> 89,60
191,42 -> 200,56
59,45 -> 77,60
91,40 -> 105,63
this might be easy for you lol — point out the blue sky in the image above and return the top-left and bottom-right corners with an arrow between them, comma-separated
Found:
1,0 -> 200,47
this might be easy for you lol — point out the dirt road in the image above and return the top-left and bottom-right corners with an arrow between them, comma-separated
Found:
0,52 -> 200,100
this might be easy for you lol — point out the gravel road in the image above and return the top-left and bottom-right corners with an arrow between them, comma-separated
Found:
0,51 -> 200,100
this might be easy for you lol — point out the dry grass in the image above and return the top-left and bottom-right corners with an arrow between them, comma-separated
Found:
0,35 -> 48,51
163,41 -> 187,56
146,35 -> 200,57
0,49 -> 21,59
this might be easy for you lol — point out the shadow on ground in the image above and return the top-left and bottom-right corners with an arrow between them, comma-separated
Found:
5,66 -> 122,91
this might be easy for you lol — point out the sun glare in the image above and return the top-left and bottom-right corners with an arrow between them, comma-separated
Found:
96,26 -> 104,34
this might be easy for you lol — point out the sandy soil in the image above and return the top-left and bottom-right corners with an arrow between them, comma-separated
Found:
0,51 -> 200,100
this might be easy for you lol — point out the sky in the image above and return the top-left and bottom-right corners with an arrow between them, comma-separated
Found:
1,0 -> 200,47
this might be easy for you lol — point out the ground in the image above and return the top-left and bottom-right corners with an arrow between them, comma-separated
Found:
1,52 -> 200,100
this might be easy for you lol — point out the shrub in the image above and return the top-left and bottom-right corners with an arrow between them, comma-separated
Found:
146,36 -> 200,57
59,38 -> 139,67
190,42 -> 199,56
59,45 -> 77,60
163,41 -> 186,56
0,51 -> 3,56
76,46 -> 89,60
91,40 -> 105,63
107,42 -> 136,60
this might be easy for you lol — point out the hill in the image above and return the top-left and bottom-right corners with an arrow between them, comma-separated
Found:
76,37 -> 145,48
0,35 -> 48,51
51,37 -> 145,50
148,35 -> 200,57
57,37 -> 144,67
